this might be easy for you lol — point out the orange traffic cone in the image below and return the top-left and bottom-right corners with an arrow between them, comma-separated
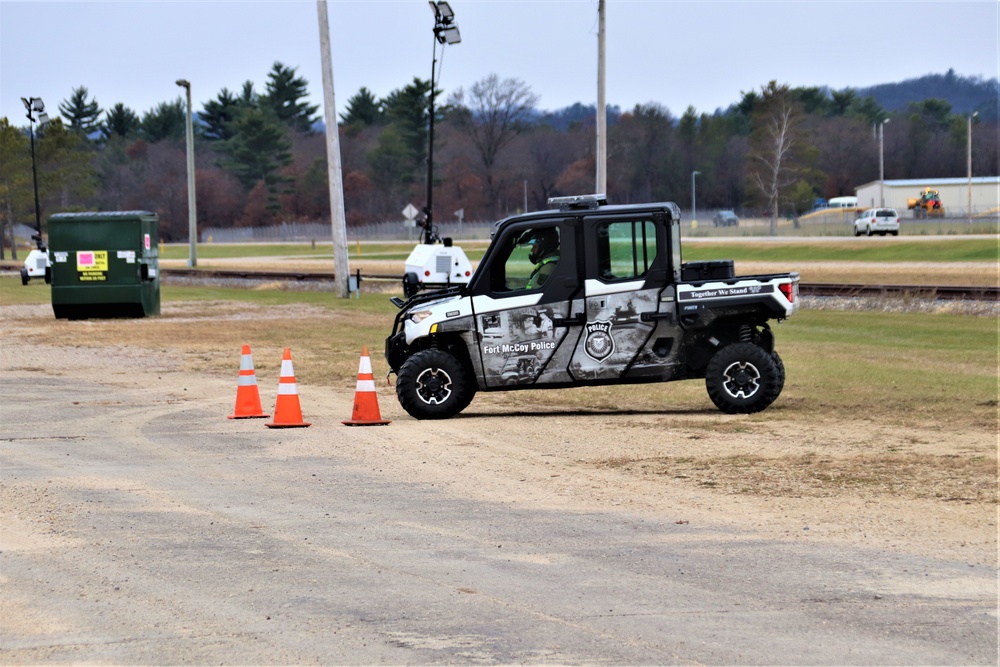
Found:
343,346 -> 391,426
228,344 -> 270,419
265,348 -> 312,428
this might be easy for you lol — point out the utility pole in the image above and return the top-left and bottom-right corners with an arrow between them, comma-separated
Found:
317,0 -> 351,298
878,118 -> 889,208
595,0 -> 607,196
968,112 -> 978,225
175,80 -> 197,267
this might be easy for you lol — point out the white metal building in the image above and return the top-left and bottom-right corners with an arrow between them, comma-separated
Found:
855,177 -> 999,216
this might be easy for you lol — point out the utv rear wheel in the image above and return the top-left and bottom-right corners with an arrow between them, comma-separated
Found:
705,342 -> 781,414
771,350 -> 785,398
396,349 -> 475,420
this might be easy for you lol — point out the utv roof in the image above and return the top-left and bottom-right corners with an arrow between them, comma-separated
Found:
493,196 -> 681,236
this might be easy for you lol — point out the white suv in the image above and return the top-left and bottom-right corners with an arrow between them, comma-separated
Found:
854,208 -> 900,236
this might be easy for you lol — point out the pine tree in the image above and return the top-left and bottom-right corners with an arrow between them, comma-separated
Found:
201,88 -> 241,141
381,77 -> 434,162
341,87 -> 383,126
262,62 -> 319,133
58,86 -> 103,137
140,99 -> 186,142
36,118 -> 96,214
101,103 -> 141,140
238,81 -> 259,108
220,106 -> 292,211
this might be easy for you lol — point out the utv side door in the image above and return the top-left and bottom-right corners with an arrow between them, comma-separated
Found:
469,219 -> 585,388
568,213 -> 684,381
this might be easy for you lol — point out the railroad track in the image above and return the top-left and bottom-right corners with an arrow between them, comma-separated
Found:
162,268 -> 998,302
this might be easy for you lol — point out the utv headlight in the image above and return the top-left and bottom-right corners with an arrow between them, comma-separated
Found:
410,310 -> 433,323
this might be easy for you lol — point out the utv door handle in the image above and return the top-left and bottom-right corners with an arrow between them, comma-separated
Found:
641,311 -> 674,323
553,313 -> 585,327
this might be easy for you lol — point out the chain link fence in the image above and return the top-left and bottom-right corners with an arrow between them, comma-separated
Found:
201,220 -> 497,244
200,207 -> 998,244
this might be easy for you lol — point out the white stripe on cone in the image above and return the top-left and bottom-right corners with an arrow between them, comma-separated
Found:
358,356 -> 372,374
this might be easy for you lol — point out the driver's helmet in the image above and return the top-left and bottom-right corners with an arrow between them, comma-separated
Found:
518,228 -> 559,264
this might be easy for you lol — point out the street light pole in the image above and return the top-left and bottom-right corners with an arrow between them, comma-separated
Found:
968,112 -> 978,225
691,171 -> 700,226
176,79 -> 197,267
595,0 -> 607,196
20,97 -> 47,235
879,118 -> 889,207
425,1 -> 460,246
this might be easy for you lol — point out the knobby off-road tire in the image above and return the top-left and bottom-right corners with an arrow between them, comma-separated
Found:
771,349 -> 785,398
396,349 -> 476,420
705,342 -> 782,414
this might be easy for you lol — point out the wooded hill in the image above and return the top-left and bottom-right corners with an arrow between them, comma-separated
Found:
1,66 -> 996,242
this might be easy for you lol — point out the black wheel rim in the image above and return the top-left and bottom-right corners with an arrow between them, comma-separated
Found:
721,360 -> 761,399
415,367 -> 452,405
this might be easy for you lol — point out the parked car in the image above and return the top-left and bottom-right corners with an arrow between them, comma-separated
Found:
712,210 -> 739,227
853,208 -> 900,236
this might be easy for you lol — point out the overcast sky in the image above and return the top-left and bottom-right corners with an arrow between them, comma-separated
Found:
1,0 -> 997,126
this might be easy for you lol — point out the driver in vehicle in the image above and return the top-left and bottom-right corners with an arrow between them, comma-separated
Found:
521,228 -> 560,289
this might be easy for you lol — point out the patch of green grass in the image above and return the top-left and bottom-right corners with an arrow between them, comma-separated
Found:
682,239 -> 997,263
162,283 -> 396,316
777,309 -> 997,428
159,241 -> 489,263
0,276 -> 50,305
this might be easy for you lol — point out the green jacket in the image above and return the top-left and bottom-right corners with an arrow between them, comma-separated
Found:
526,254 -> 559,289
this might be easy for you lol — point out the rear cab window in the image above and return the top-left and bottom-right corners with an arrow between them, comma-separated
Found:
596,220 -> 658,281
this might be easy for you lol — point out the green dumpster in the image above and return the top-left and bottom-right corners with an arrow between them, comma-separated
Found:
48,211 -> 160,319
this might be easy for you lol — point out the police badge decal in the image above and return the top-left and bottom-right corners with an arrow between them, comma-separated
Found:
584,320 -> 615,362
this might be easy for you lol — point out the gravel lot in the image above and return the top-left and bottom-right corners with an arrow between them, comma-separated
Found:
1,289 -> 996,664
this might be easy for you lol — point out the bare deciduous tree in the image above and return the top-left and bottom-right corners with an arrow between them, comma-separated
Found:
450,74 -> 538,216
746,81 -> 807,235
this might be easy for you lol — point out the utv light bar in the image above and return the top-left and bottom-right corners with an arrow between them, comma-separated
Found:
548,194 -> 607,211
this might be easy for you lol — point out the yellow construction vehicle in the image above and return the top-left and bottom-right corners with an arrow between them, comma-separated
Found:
907,188 -> 945,218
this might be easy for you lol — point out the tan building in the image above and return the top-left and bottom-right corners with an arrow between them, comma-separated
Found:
855,177 -> 999,217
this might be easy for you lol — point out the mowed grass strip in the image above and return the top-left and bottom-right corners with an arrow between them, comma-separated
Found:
159,241 -> 491,263
155,238 -> 996,264
682,238 -> 997,263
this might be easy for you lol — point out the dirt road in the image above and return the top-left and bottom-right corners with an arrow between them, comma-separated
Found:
1,303 -> 996,664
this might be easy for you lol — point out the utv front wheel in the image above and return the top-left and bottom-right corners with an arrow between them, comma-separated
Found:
705,342 -> 781,414
396,349 -> 475,420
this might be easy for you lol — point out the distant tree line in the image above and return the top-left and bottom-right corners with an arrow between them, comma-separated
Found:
0,64 -> 996,243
